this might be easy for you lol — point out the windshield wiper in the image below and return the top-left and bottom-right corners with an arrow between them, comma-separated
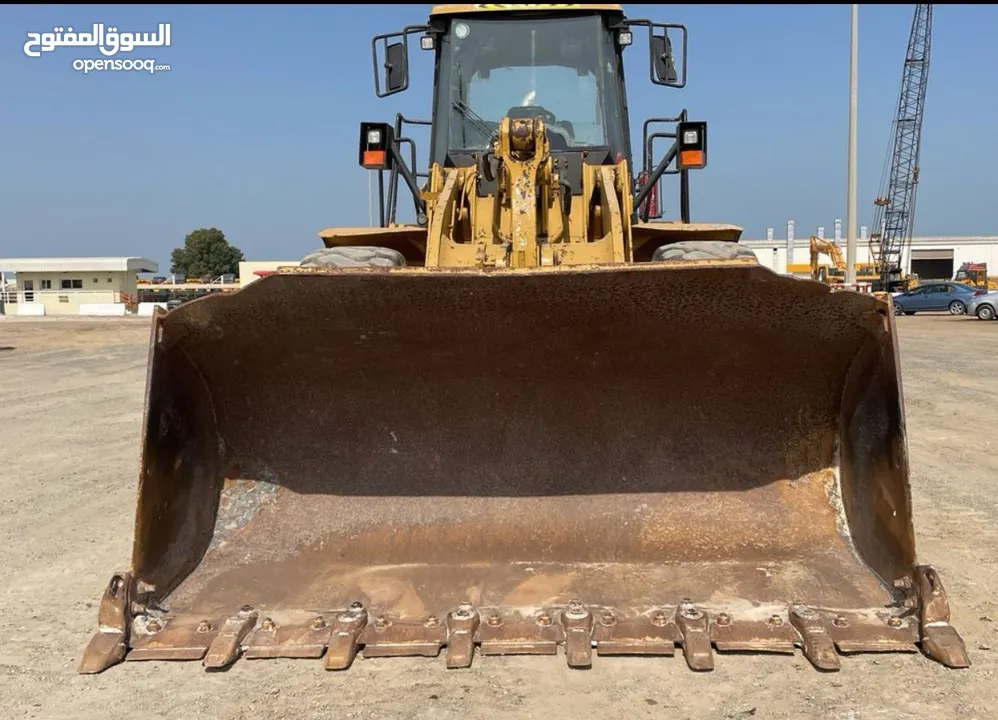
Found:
452,100 -> 495,143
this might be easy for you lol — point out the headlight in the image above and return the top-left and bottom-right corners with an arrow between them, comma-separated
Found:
683,129 -> 699,145
367,129 -> 382,145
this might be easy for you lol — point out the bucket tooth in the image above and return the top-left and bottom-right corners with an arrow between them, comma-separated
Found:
324,603 -> 368,670
78,573 -> 132,674
561,601 -> 595,669
789,604 -> 841,671
445,603 -> 480,669
203,605 -> 258,669
915,565 -> 971,669
674,601 -> 713,672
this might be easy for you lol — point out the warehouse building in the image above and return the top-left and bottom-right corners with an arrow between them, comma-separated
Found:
0,257 -> 158,316
743,230 -> 998,281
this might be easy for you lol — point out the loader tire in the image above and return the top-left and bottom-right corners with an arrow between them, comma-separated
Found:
651,241 -> 759,263
301,246 -> 406,268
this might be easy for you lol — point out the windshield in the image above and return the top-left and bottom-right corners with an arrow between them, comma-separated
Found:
431,13 -> 628,164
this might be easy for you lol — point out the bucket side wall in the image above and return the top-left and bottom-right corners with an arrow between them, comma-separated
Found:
839,307 -> 916,587
132,330 -> 224,600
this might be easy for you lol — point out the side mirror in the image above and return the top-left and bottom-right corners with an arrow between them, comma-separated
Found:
646,24 -> 687,88
676,120 -> 707,171
651,34 -> 677,85
385,42 -> 408,94
359,121 -> 394,170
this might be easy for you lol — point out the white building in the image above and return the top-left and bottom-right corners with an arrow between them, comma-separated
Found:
0,257 -> 158,316
744,233 -> 998,281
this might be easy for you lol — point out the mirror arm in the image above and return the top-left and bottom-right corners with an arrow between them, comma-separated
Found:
390,142 -> 426,221
633,140 -> 678,221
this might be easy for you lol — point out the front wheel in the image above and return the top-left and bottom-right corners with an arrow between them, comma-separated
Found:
893,301 -> 904,316
948,300 -> 966,315
977,304 -> 996,321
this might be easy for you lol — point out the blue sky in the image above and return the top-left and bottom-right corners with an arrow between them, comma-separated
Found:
1,4 -> 996,272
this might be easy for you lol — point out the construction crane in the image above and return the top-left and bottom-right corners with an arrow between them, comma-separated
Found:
869,4 -> 932,292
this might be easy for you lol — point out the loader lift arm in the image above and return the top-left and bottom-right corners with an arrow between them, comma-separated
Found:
377,110 -> 701,230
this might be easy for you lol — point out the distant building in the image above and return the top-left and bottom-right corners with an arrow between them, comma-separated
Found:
744,234 -> 998,281
0,257 -> 158,316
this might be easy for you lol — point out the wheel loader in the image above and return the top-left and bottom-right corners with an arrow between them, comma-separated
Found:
80,3 -> 969,674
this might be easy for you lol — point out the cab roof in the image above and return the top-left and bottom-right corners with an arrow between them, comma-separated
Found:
430,4 -> 624,17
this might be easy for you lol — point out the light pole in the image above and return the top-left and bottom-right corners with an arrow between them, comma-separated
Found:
846,4 -> 859,286
368,171 -> 374,226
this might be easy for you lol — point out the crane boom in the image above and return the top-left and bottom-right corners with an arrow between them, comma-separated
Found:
870,4 -> 933,291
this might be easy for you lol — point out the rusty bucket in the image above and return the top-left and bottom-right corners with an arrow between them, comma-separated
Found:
79,261 -> 969,673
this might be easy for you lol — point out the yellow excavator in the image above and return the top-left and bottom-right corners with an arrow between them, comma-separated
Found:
80,3 -> 968,675
808,235 -> 845,283
807,237 -> 916,290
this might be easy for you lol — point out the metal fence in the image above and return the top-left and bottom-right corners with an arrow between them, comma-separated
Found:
0,289 -> 137,314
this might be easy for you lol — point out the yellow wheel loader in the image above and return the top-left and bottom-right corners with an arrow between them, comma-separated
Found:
80,3 -> 969,674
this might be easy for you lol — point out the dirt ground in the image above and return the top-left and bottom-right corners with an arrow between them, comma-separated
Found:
0,313 -> 995,720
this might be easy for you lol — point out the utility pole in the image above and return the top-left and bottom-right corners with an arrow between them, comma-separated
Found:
846,4 -> 859,286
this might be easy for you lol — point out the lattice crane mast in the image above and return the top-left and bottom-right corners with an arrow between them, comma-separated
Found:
869,4 -> 932,291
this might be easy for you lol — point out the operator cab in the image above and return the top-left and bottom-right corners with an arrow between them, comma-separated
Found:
428,11 -> 632,169
365,5 -> 701,225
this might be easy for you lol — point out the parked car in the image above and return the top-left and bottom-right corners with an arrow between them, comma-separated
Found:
891,281 -> 979,316
967,290 -> 998,321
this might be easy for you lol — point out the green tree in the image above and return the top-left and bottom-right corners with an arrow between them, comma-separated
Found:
170,228 -> 244,279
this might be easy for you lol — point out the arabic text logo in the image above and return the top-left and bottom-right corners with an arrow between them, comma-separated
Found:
24,24 -> 171,58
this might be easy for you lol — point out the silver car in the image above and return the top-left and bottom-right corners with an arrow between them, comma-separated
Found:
967,290 -> 998,321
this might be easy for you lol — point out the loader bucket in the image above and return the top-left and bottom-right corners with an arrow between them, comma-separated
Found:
80,261 -> 969,674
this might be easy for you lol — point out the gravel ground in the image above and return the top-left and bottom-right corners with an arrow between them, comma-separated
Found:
0,313 -> 995,720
